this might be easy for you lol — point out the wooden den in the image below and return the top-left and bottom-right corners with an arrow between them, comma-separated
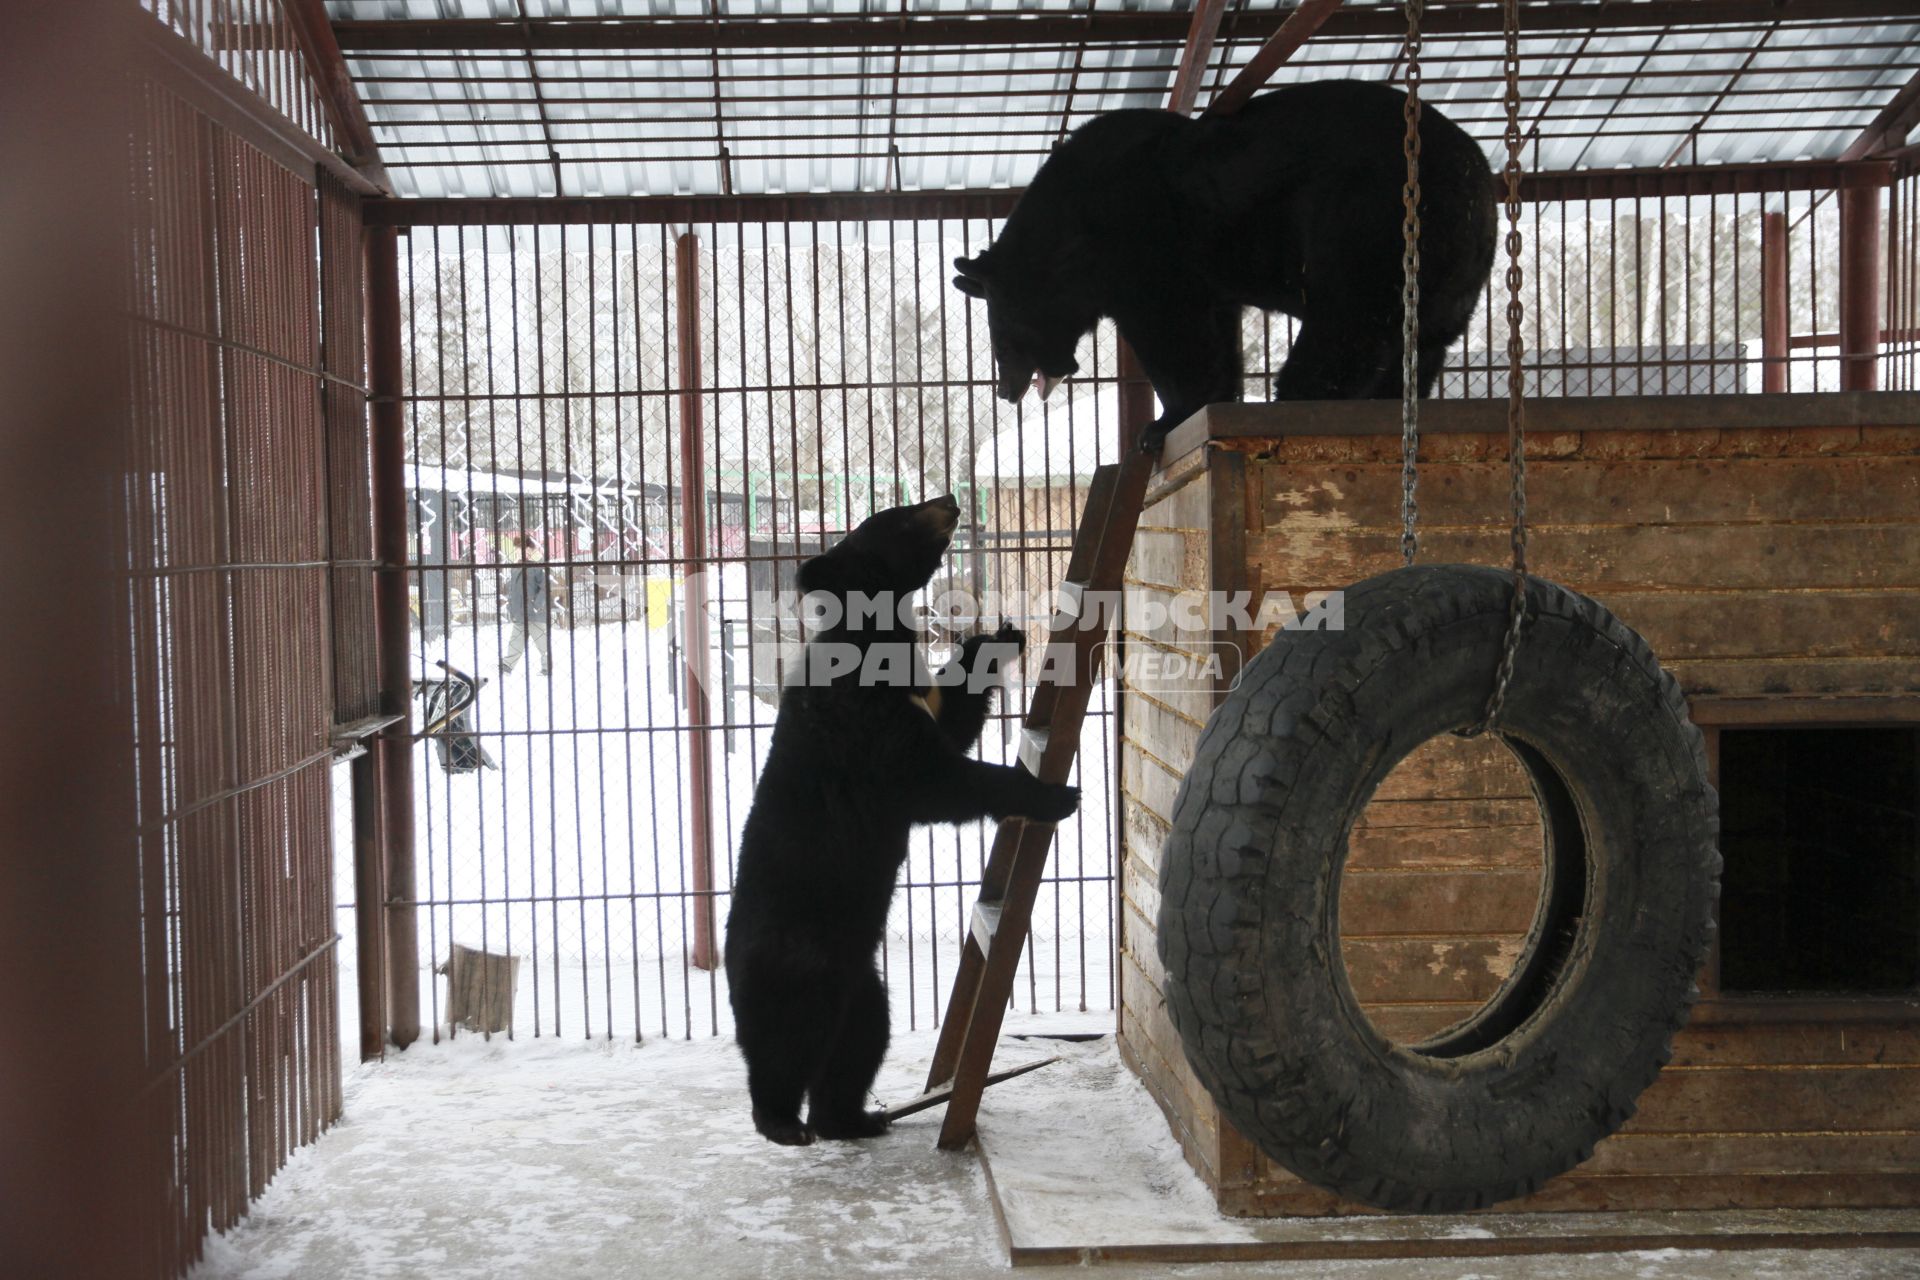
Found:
1117,391 -> 1920,1217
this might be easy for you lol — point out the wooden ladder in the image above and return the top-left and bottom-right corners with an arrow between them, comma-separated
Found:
919,446 -> 1157,1150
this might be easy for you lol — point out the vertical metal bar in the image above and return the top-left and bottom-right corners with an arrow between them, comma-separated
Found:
649,222 -> 673,1036
1761,208 -> 1789,393
619,221 -> 643,1040
1899,172 -> 1907,387
675,231 -> 720,972
420,232 -> 449,1042
216,128 -> 250,1228
1840,182 -> 1882,392
1733,193 -> 1744,391
1811,191 -> 1822,391
366,224 -> 421,1047
1707,189 -> 1717,391
1904,170 -> 1916,387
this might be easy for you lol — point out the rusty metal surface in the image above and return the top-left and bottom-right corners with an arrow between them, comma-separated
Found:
1206,0 -> 1346,119
1840,184 -> 1884,391
367,224 -> 422,1049
144,0 -> 333,149
675,231 -> 719,973
281,0 -> 390,192
123,58 -> 348,1273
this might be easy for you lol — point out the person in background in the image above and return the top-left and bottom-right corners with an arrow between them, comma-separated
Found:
501,533 -> 553,677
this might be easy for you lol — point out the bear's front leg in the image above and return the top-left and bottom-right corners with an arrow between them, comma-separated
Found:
1117,300 -> 1245,452
911,758 -> 1079,826
933,623 -> 1023,751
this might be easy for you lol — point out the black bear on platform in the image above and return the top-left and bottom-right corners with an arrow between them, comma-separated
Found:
725,495 -> 1080,1146
952,79 -> 1498,448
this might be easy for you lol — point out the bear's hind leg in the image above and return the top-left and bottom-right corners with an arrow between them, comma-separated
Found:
1273,315 -> 1398,401
747,1055 -> 816,1146
1415,337 -> 1453,398
737,971 -> 829,1145
807,964 -> 891,1140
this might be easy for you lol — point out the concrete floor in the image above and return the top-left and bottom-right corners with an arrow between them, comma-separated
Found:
189,1024 -> 1920,1280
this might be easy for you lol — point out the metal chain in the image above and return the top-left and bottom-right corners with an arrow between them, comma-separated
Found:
1462,0 -> 1531,738
1399,0 -> 1423,566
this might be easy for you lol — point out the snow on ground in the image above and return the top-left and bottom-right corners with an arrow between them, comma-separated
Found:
189,1026 -> 1917,1280
976,1039 -> 1259,1251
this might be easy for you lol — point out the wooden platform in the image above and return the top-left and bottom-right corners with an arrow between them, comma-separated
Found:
971,1041 -> 1920,1267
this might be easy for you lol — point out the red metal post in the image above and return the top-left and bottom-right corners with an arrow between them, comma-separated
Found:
366,225 -> 422,1045
1761,209 -> 1790,393
675,231 -> 720,972
351,749 -> 388,1060
1840,183 -> 1883,391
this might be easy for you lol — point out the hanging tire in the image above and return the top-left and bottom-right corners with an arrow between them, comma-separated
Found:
1158,563 -> 1720,1212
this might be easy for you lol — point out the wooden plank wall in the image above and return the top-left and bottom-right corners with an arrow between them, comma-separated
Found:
1117,465 -> 1228,1195
1249,424 -> 1920,700
1121,418 -> 1920,1217
1342,736 -> 1545,1045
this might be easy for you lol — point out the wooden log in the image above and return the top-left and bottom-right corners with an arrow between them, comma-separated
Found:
1339,868 -> 1542,936
1254,523 -> 1920,593
1258,455 -> 1920,531
443,943 -> 519,1034
1340,937 -> 1522,1003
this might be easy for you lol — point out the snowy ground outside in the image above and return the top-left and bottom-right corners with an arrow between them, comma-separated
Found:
333,593 -> 1119,1057
189,1025 -> 1918,1280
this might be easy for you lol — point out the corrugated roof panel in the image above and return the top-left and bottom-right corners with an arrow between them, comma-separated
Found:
328,1 -> 1920,199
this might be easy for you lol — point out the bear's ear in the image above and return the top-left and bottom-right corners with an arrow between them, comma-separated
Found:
953,253 -> 995,279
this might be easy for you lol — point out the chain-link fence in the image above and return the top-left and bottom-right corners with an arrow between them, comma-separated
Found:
361,173 -> 1894,1044
354,212 -> 1129,1042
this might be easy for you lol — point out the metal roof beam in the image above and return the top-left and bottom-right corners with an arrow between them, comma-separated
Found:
1841,62 -> 1920,159
279,0 -> 391,193
1167,0 -> 1231,117
1205,0 -> 1344,118
363,159 -> 1896,227
319,3 -> 1920,53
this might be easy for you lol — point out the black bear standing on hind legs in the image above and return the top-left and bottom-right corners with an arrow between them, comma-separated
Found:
953,80 -> 1498,449
725,495 -> 1081,1146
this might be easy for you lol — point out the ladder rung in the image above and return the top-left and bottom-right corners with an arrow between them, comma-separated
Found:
1051,579 -> 1090,627
885,1055 -> 1059,1122
970,900 -> 1002,955
1018,726 -> 1049,774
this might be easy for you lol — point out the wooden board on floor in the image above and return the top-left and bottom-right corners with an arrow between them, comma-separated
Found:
975,1126 -> 1920,1267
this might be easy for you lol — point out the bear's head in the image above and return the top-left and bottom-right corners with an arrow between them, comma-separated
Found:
952,252 -> 1090,406
795,494 -> 962,609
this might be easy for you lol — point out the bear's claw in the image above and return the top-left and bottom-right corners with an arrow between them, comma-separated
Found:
1026,782 -> 1082,824
754,1111 -> 817,1146
809,1108 -> 892,1141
